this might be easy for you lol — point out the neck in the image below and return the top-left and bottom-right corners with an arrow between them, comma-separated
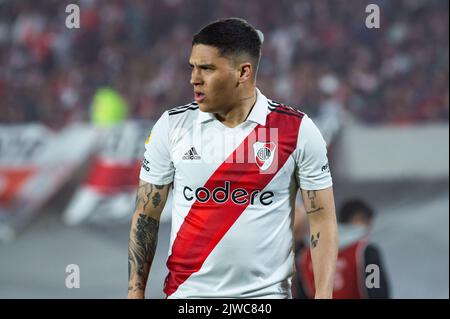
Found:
215,88 -> 257,128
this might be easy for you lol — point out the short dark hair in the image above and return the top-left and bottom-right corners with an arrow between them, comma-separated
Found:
192,18 -> 262,76
338,199 -> 375,224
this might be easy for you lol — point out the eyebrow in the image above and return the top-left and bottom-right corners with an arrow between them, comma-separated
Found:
189,62 -> 216,69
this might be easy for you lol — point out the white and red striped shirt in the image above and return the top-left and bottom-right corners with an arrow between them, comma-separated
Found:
140,89 -> 332,298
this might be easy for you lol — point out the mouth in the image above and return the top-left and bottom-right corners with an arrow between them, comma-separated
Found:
194,92 -> 205,102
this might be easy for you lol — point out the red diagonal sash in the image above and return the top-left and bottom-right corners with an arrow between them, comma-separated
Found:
164,110 -> 303,296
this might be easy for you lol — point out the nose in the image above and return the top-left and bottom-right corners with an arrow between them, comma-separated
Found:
190,68 -> 203,86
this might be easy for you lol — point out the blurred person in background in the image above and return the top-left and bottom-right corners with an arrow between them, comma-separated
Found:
127,17 -> 338,299
294,198 -> 390,298
90,87 -> 128,127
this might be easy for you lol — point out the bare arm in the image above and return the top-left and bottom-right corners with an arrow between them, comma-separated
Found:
128,180 -> 171,298
301,187 -> 338,299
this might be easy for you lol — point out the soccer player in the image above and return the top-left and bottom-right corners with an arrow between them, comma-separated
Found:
128,18 -> 338,299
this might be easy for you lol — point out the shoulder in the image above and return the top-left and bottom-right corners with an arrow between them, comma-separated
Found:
163,101 -> 200,130
267,99 -> 305,119
167,101 -> 199,118
265,99 -> 323,144
149,102 -> 199,138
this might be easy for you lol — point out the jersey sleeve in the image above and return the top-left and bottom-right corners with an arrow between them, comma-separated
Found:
139,111 -> 174,185
295,114 -> 333,190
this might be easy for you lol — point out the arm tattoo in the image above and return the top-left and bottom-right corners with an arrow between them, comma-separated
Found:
128,214 -> 159,293
135,183 -> 165,210
135,183 -> 152,210
152,192 -> 161,208
311,232 -> 320,248
306,190 -> 324,214
307,190 -> 317,208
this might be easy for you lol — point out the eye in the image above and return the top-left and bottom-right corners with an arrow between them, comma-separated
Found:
201,66 -> 215,72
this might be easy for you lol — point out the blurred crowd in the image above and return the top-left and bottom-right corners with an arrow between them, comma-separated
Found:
0,0 -> 448,129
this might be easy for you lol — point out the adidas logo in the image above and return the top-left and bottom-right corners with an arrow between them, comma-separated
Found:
182,147 -> 201,160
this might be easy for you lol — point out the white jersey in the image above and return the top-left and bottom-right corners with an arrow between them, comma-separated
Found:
140,89 -> 332,298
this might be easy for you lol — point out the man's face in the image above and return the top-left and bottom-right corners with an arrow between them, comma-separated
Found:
189,44 -> 240,113
350,214 -> 373,229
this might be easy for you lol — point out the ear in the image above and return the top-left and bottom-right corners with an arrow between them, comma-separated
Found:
238,62 -> 253,83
